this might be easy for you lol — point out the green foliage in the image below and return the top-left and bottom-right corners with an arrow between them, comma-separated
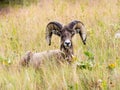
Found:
68,83 -> 79,90
0,56 -> 12,66
84,51 -> 94,60
77,51 -> 94,70
0,0 -> 39,7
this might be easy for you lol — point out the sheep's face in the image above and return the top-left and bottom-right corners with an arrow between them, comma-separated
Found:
60,26 -> 75,48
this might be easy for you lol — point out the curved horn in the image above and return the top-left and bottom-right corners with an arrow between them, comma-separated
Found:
46,21 -> 62,45
68,20 -> 87,45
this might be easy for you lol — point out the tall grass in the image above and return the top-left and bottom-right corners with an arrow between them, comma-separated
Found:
0,0 -> 120,90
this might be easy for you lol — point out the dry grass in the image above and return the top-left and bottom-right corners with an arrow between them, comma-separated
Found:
0,0 -> 120,90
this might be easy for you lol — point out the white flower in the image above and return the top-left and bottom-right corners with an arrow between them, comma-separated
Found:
98,79 -> 102,83
115,32 -> 120,39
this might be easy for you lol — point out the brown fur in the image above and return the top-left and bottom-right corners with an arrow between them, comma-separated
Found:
20,50 -> 65,69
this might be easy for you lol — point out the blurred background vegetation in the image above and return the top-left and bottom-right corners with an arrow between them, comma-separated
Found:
0,0 -> 39,7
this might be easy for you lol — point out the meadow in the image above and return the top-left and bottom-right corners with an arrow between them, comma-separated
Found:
0,0 -> 120,90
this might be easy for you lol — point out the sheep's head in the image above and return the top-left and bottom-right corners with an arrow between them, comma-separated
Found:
46,20 -> 87,59
46,20 -> 86,47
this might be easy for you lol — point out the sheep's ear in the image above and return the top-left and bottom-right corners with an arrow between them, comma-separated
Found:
46,21 -> 62,45
68,20 -> 87,45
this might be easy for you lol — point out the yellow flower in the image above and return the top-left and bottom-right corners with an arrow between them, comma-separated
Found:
71,55 -> 78,61
108,63 -> 116,69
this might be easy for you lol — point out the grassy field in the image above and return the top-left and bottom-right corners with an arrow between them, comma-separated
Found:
0,0 -> 120,90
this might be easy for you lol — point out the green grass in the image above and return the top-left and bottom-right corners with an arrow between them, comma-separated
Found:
0,0 -> 120,90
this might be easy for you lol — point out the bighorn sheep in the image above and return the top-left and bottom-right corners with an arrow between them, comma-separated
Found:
20,20 -> 87,68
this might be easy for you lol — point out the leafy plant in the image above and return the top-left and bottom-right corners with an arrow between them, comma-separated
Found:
0,56 -> 12,66
77,51 -> 95,70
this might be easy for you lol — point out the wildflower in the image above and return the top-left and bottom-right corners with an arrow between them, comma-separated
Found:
115,32 -> 120,39
107,63 -> 116,70
98,79 -> 102,83
72,55 -> 78,61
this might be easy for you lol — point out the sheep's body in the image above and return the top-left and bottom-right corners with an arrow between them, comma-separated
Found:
20,50 -> 65,68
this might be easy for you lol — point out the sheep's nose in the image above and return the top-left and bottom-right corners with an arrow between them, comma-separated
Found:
64,39 -> 71,47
